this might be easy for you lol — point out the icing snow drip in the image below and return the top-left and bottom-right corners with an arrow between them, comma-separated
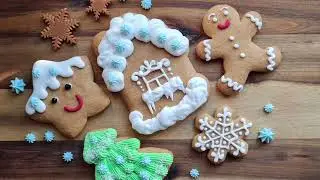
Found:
97,13 -> 189,92
25,57 -> 85,115
266,47 -> 276,71
129,77 -> 209,135
245,14 -> 262,30
203,39 -> 212,61
220,75 -> 243,92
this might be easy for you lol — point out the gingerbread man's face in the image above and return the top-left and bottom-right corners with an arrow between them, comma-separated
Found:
202,5 -> 240,38
26,56 -> 110,138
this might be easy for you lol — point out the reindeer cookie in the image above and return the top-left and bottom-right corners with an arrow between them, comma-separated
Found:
196,5 -> 282,96
25,56 -> 110,138
92,13 -> 209,135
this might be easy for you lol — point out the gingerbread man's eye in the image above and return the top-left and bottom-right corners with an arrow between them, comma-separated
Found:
208,13 -> 218,23
51,97 -> 59,104
64,83 -> 72,90
223,10 -> 229,16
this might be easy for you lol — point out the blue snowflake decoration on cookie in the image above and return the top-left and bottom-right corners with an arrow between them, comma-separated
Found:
97,164 -> 109,175
138,28 -> 149,39
141,156 -> 151,166
107,72 -> 122,87
44,130 -> 55,142
115,41 -> 127,54
116,155 -> 125,165
139,171 -> 150,180
190,168 -> 200,178
63,152 -> 74,162
258,128 -> 275,143
32,68 -> 41,79
170,39 -> 183,51
141,0 -> 152,10
120,23 -> 133,36
157,33 -> 167,45
25,132 -> 36,144
264,103 -> 274,113
29,97 -> 40,109
10,77 -> 26,94
49,66 -> 58,76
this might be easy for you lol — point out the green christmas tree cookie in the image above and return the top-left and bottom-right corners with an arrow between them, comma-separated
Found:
83,128 -> 174,180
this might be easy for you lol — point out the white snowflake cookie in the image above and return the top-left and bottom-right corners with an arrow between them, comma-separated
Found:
192,106 -> 253,164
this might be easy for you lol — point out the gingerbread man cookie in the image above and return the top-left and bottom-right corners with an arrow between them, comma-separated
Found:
92,13 -> 209,135
196,5 -> 282,96
25,56 -> 110,138
192,106 -> 252,164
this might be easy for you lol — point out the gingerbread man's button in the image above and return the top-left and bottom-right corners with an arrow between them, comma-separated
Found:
196,5 -> 282,96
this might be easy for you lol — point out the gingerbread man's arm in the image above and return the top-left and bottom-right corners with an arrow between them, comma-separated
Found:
250,44 -> 282,73
241,11 -> 263,39
195,39 -> 224,62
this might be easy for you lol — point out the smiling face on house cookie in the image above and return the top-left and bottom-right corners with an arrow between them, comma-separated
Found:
25,56 -> 110,138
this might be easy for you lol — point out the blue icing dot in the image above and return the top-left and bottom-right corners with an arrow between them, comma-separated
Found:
170,39 -> 183,51
97,164 -> 108,175
110,57 -> 125,70
114,41 -> 127,54
141,156 -> 151,166
139,171 -> 150,180
32,68 -> 41,79
30,97 -> 40,109
157,33 -> 167,44
138,28 -> 149,39
115,155 -> 125,165
107,72 -> 122,87
120,23 -> 132,36
49,66 -> 58,76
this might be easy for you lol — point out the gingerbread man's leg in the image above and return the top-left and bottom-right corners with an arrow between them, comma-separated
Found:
195,39 -> 223,62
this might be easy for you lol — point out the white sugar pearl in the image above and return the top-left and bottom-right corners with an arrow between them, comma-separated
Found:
233,44 -> 240,49
223,141 -> 227,145
229,36 -> 235,41
240,53 -> 246,58
215,140 -> 219,144
137,81 -> 141,85
167,67 -> 172,71
213,17 -> 218,23
225,128 -> 229,132
223,10 -> 229,16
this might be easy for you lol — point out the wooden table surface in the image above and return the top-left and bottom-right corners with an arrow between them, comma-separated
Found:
0,0 -> 320,179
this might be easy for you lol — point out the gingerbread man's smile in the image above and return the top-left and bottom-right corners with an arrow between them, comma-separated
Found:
64,94 -> 84,112
217,19 -> 231,30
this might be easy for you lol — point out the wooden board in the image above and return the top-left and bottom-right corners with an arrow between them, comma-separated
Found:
0,0 -> 319,179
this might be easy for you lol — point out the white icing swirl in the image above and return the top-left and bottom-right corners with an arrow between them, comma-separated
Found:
203,39 -> 212,61
220,75 -> 244,92
245,14 -> 262,30
98,13 -> 189,92
25,57 -> 85,115
266,47 -> 276,71
129,77 -> 208,135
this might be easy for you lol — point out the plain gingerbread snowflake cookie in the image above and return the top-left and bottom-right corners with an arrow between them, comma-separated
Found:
196,4 -> 282,96
25,56 -> 110,138
92,13 -> 209,135
192,105 -> 252,164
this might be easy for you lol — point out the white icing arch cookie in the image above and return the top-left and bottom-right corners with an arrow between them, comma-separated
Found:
95,13 -> 209,135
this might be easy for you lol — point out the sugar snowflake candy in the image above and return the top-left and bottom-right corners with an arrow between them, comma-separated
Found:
83,128 -> 174,179
192,106 -> 253,165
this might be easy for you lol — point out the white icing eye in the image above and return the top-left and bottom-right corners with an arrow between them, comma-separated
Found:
223,10 -> 229,16
208,13 -> 218,23
213,17 -> 218,23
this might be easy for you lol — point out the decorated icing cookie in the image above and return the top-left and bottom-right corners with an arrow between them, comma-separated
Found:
83,128 -> 174,179
92,13 -> 209,135
192,106 -> 252,164
196,5 -> 282,96
25,56 -> 110,138
86,0 -> 112,20
41,8 -> 80,50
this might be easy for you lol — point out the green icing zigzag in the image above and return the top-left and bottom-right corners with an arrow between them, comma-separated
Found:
83,128 -> 174,180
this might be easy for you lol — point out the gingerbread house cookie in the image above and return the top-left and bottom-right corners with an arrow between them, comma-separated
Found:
196,5 -> 282,96
92,13 -> 209,135
25,56 -> 110,138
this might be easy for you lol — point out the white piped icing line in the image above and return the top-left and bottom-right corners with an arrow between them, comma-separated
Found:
97,13 -> 189,92
203,39 -> 212,61
25,57 -> 85,115
245,14 -> 262,30
220,75 -> 244,92
130,76 -> 209,135
266,47 -> 276,71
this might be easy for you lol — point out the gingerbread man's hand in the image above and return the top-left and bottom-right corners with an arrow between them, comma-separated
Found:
196,39 -> 224,61
253,46 -> 282,72
242,11 -> 263,39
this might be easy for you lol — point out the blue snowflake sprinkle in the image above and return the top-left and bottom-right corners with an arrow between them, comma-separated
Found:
138,28 -> 149,39
10,77 -> 26,94
141,156 -> 151,166
190,168 -> 200,178
49,66 -> 58,76
30,97 -> 40,109
141,0 -> 152,10
139,171 -> 150,180
170,39 -> 183,51
111,58 -> 125,70
115,155 -> 125,164
120,24 -> 132,36
157,33 -> 167,44
114,41 -> 127,54
32,68 -> 41,79
63,152 -> 74,162
264,103 -> 274,113
25,132 -> 36,144
44,130 -> 55,142
258,128 -> 275,144
97,164 -> 108,175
